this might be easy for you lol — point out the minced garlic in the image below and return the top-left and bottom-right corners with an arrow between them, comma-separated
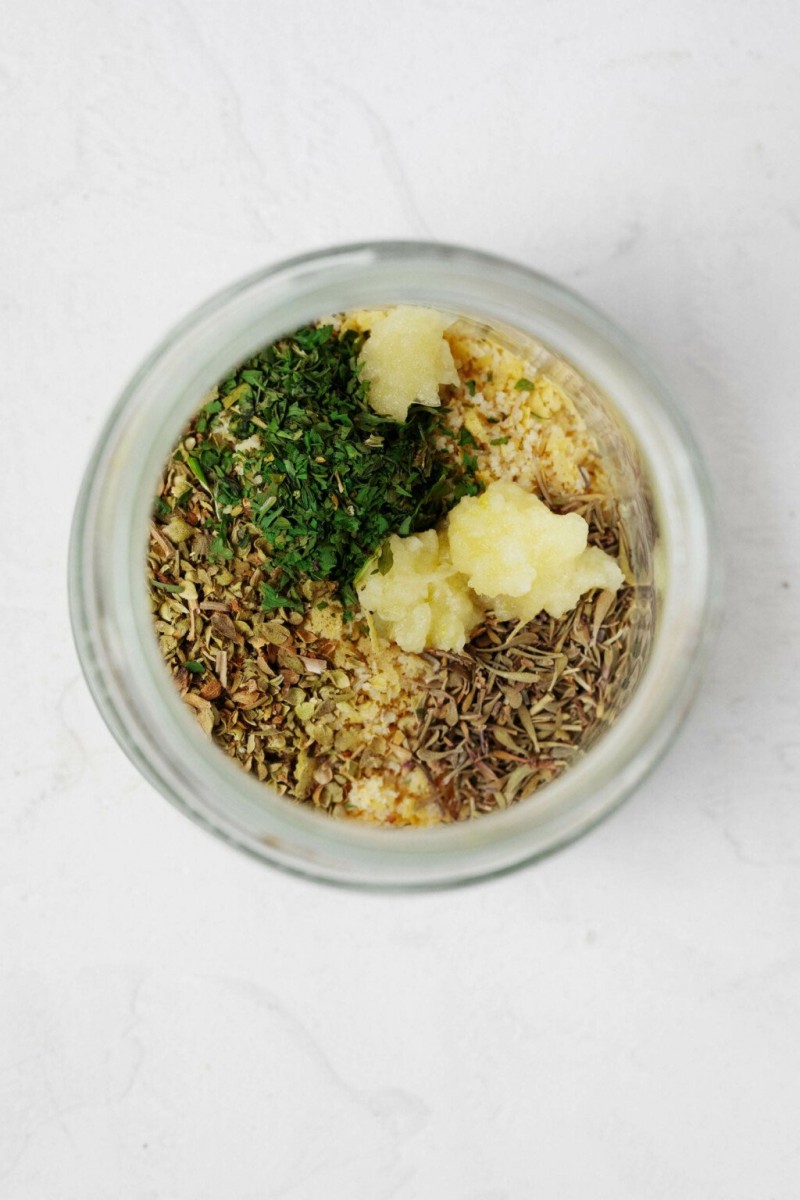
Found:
355,528 -> 481,654
448,480 -> 623,622
357,480 -> 623,652
357,306 -> 459,422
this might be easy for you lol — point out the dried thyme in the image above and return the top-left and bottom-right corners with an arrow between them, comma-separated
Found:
408,491 -> 652,820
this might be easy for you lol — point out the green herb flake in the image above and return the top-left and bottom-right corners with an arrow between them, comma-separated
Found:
222,382 -> 252,410
465,379 -> 476,396
182,324 -> 481,612
514,377 -> 536,391
186,455 -> 210,489
490,436 -> 511,445
209,534 -> 233,561
185,660 -> 205,674
262,583 -> 304,613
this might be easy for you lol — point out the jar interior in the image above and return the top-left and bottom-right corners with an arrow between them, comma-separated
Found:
147,304 -> 660,823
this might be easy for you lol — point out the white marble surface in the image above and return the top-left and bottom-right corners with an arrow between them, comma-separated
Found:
2,1 -> 800,1196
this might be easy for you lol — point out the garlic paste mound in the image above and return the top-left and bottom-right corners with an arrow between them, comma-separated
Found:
356,529 -> 482,654
357,306 -> 459,422
357,481 -> 624,653
448,480 -> 623,623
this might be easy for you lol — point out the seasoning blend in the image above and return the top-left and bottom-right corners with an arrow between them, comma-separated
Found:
149,306 -> 654,826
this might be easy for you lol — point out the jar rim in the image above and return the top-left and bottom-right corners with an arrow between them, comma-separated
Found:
69,240 -> 720,889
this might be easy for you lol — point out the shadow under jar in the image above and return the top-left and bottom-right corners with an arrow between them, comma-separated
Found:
69,243 -> 717,889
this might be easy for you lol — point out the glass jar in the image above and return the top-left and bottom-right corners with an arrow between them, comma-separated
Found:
69,242 -> 718,888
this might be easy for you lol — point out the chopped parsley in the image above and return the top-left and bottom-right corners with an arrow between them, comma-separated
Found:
184,324 -> 480,613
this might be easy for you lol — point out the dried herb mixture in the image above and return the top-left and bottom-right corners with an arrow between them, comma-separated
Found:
149,312 -> 652,826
